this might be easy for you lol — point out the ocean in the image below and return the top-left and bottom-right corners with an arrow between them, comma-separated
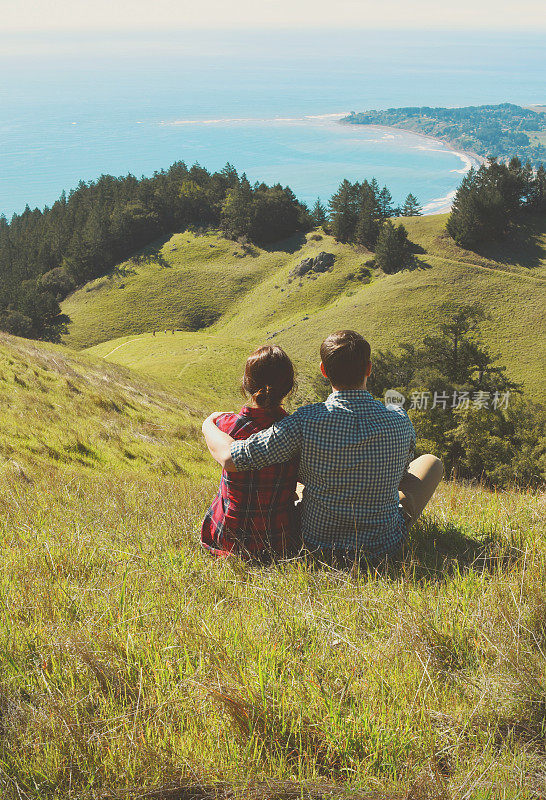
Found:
1,29 -> 545,218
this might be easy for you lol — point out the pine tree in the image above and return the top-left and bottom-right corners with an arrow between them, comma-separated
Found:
375,221 -> 411,273
220,176 -> 253,239
369,178 -> 381,213
328,180 -> 359,242
377,186 -> 394,219
446,168 -> 483,247
401,193 -> 422,216
311,199 -> 327,228
354,199 -> 379,249
420,301 -> 517,390
220,163 -> 239,188
531,164 -> 546,209
396,223 -> 411,258
521,161 -> 534,206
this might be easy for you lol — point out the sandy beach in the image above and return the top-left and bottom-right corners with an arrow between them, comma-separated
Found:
339,121 -> 486,214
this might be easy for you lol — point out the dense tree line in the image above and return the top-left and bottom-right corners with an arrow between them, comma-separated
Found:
344,103 -> 546,166
369,303 -> 545,488
221,175 -> 308,243
447,157 -> 546,248
0,163 -> 309,341
325,179 -> 419,272
2,150 -> 543,343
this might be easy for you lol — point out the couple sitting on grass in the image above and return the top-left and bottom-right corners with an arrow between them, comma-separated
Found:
201,330 -> 443,566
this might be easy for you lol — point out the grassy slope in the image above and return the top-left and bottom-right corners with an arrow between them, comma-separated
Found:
7,216 -> 543,796
0,333 -> 545,798
88,331 -> 254,408
0,333 -> 213,480
63,230 -> 291,351
77,215 -> 546,401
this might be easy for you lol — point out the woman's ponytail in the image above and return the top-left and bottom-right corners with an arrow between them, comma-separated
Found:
242,346 -> 295,408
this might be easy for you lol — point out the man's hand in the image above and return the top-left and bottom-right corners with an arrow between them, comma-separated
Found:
202,412 -> 237,471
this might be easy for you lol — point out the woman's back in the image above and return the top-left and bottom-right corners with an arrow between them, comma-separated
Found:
201,405 -> 299,558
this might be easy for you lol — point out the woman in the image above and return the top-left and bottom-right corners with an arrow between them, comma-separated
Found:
201,345 -> 299,560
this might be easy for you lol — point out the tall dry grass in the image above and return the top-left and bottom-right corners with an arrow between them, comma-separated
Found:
0,462 -> 544,799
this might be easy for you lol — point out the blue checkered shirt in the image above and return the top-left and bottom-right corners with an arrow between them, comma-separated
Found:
230,390 -> 416,556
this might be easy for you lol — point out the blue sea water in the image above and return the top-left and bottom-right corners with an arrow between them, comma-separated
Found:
1,29 -> 545,217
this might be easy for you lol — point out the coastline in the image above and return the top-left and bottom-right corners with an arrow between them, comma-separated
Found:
339,120 -> 486,214
160,113 -> 482,216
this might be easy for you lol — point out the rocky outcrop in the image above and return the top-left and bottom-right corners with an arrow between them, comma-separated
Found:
290,251 -> 335,278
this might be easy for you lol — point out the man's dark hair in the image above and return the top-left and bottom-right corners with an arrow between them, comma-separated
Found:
320,330 -> 371,389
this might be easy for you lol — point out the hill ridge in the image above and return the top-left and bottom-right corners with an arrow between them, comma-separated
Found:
64,214 -> 546,400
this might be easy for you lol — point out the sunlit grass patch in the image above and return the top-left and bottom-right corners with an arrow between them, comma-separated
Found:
0,331 -> 544,797
0,460 -> 544,798
0,334 -> 212,476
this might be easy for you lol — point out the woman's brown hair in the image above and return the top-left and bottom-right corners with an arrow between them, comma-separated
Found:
242,345 -> 295,408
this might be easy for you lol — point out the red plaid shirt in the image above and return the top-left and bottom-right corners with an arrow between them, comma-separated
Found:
201,406 -> 299,558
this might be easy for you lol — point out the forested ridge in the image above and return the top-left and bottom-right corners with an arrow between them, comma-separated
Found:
447,156 -> 546,247
0,163 -> 310,341
0,159 -> 422,341
1,149 -> 545,344
344,103 -> 546,166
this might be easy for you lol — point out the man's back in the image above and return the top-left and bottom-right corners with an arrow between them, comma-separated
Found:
296,390 -> 415,554
231,389 -> 416,556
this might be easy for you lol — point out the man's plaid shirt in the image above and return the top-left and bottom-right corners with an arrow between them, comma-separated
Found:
231,390 -> 416,556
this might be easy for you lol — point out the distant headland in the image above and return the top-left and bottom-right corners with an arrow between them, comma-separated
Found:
342,103 -> 546,168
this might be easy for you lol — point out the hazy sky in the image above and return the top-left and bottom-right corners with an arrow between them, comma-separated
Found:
2,0 -> 545,31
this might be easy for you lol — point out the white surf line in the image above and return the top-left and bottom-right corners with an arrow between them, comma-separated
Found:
422,190 -> 457,215
338,121 -> 482,214
158,112 -> 349,126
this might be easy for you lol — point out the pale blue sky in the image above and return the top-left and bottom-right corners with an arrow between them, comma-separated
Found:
2,0 -> 544,31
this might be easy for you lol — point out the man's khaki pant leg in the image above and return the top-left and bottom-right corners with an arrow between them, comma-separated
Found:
398,455 -> 444,529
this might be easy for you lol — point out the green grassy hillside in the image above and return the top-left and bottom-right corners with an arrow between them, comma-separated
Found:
0,333 -> 212,479
70,215 -> 546,400
1,331 -> 545,798
62,229 -> 294,350
87,331 -> 255,407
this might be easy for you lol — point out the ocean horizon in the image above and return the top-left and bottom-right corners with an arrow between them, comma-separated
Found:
1,28 -> 545,218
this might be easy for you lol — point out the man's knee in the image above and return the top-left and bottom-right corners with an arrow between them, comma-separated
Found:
433,455 -> 444,479
425,454 -> 444,487
403,455 -> 444,526
427,454 -> 444,489
408,454 -> 444,481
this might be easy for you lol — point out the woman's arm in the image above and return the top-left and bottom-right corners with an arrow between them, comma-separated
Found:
202,412 -> 237,471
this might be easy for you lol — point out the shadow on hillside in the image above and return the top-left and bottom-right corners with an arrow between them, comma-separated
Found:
404,255 -> 434,271
303,519 -> 522,582
143,781 -> 405,800
263,232 -> 308,254
470,216 -> 545,269
133,237 -> 173,269
400,519 -> 522,581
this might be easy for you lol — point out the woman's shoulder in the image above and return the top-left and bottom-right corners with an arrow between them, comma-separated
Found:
217,406 -> 289,439
215,412 -> 244,435
215,409 -> 264,439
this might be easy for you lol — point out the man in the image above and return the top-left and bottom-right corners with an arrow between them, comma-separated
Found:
202,330 -> 443,562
